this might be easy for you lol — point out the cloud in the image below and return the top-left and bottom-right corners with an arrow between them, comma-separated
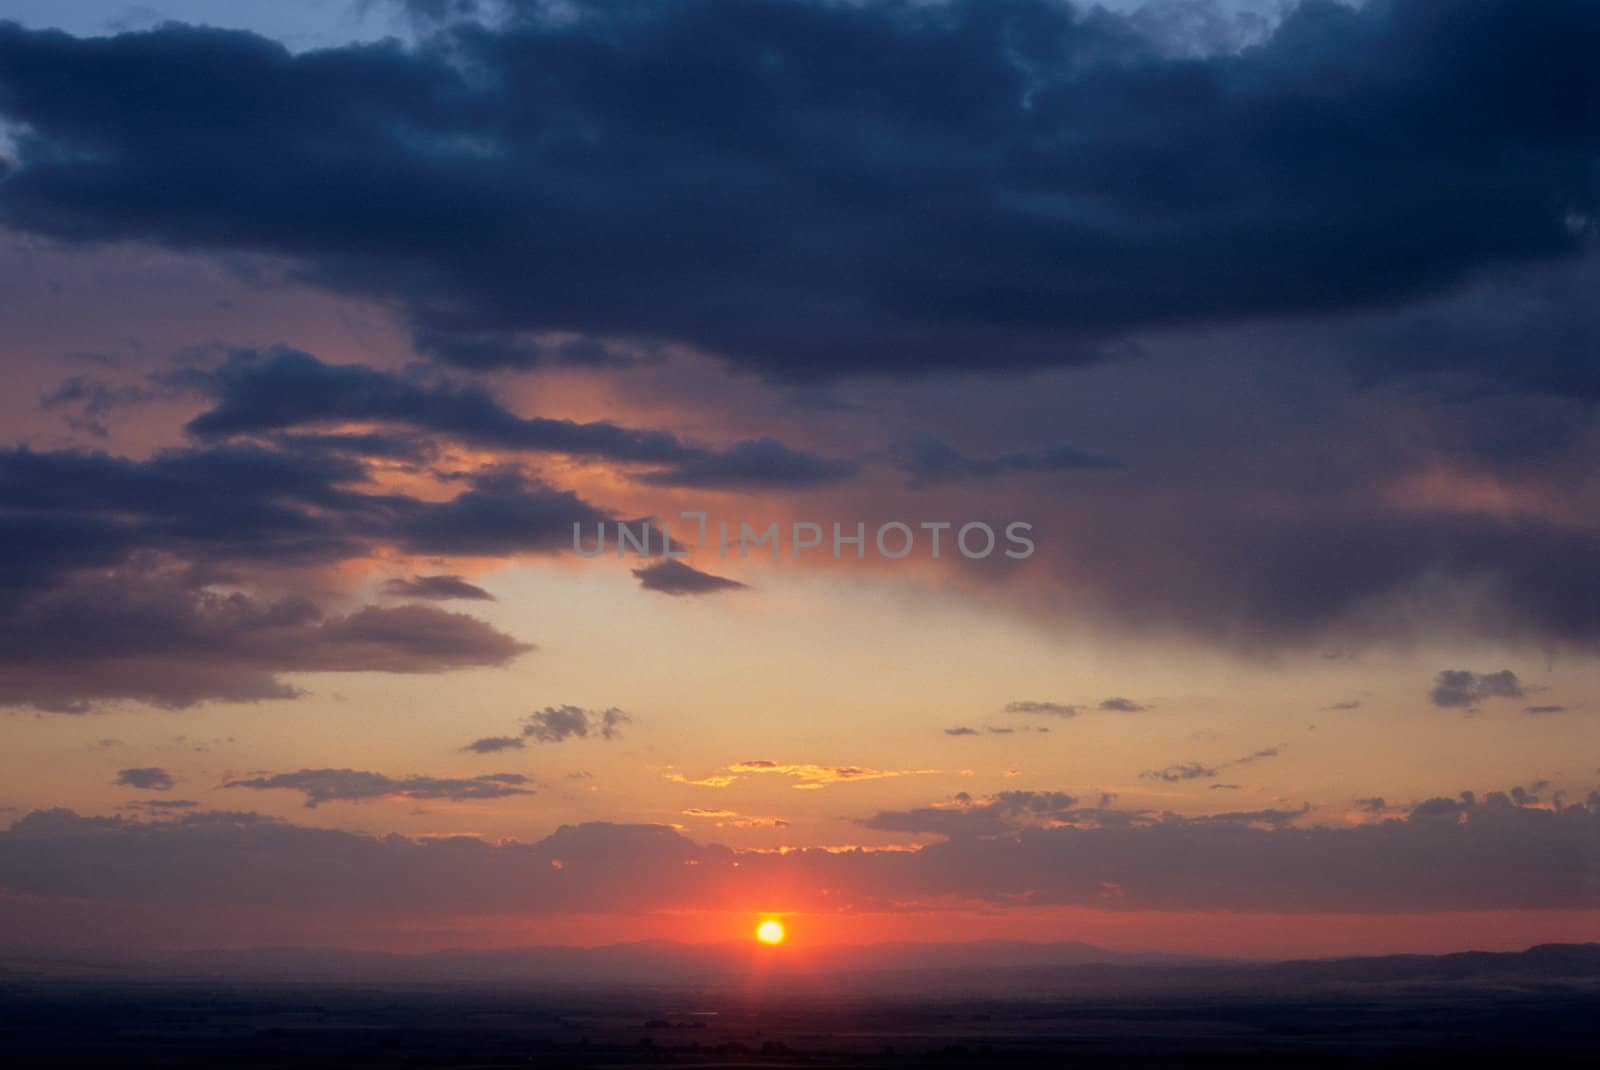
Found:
1140,763 -> 1220,783
460,736 -> 525,754
389,470 -> 616,558
1525,705 -> 1570,715
680,807 -> 790,830
1430,669 -> 1525,708
863,790 -> 1087,840
0,443 -> 371,592
663,771 -> 739,788
381,574 -> 495,602
0,564 -> 531,712
1323,700 -> 1362,711
176,348 -> 854,489
5,788 -> 1593,942
122,799 -> 199,813
723,761 -> 936,790
520,706 -> 630,744
39,374 -> 161,438
631,437 -> 858,490
946,725 -> 1049,738
411,328 -> 653,371
0,440 -> 625,588
462,706 -> 632,753
0,440 -> 634,709
897,437 -> 1117,486
1005,701 -> 1084,718
224,769 -> 534,807
1141,746 -> 1283,783
1006,697 -> 1150,720
631,560 -> 748,597
1,2 -> 1595,385
1188,804 -> 1310,829
113,767 -> 175,791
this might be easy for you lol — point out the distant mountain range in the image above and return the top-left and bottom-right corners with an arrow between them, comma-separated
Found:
4,941 -> 1598,996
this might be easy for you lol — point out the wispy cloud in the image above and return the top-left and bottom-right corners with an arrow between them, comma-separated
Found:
224,769 -> 533,807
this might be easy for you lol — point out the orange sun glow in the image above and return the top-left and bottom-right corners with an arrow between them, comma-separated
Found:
755,919 -> 785,945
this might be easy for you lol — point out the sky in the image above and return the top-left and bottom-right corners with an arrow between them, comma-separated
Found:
0,0 -> 1597,959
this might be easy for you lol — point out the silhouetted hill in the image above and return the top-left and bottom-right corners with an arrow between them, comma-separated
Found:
4,941 -> 1597,996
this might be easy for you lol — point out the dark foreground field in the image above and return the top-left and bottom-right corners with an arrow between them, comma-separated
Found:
3,976 -> 1598,1069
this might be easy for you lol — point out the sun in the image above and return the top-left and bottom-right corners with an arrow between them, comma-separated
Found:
755,919 -> 785,945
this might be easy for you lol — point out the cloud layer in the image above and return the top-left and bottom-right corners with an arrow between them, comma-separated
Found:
1,1 -> 1595,383
1,788 -> 1594,944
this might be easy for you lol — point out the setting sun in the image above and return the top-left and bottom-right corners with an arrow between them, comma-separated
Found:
756,920 -> 785,945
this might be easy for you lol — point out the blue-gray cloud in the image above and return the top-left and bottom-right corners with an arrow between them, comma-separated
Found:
0,1 -> 1595,386
631,560 -> 748,596
1430,669 -> 1524,708
176,348 -> 857,488
381,574 -> 495,602
113,767 -> 175,791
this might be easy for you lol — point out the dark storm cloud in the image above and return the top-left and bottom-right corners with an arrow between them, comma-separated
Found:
1429,669 -> 1524,708
0,440 -> 619,585
2,1 -> 1596,384
224,768 -> 533,807
389,471 -> 615,557
897,437 -> 1118,486
411,328 -> 654,371
3,788 -> 1593,936
177,348 -> 855,488
381,574 -> 495,601
177,348 -> 683,462
269,431 -> 440,465
113,767 -> 175,791
1330,258 -> 1600,401
630,437 -> 859,490
0,443 -> 373,588
0,437 -> 616,709
1054,501 -> 1600,649
0,565 -> 531,711
631,559 -> 748,596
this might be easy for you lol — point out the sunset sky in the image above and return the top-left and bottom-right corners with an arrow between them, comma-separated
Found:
1,0 -> 1597,959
